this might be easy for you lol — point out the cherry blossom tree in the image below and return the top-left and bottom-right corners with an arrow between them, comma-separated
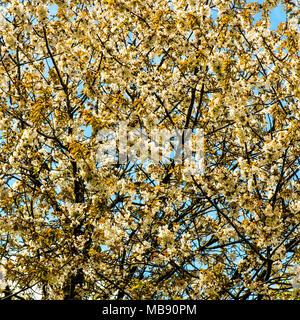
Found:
0,0 -> 299,300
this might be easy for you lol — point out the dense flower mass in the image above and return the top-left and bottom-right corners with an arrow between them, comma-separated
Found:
0,0 -> 299,300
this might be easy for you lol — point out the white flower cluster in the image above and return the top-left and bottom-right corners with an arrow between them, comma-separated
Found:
0,266 -> 7,291
291,266 -> 300,289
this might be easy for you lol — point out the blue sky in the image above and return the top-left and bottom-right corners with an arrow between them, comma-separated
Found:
270,4 -> 287,29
